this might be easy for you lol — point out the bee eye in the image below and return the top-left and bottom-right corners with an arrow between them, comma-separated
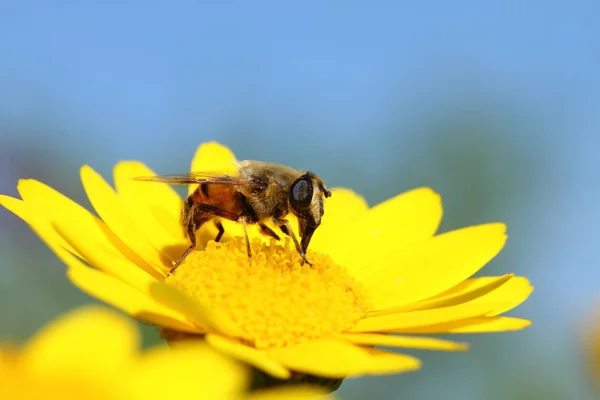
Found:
290,178 -> 313,211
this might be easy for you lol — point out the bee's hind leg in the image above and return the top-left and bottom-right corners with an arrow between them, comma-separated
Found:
169,207 -> 204,276
169,246 -> 194,276
169,238 -> 195,277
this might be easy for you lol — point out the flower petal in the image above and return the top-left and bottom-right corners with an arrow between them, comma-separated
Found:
1,194 -> 201,335
0,195 -> 77,256
331,188 -> 442,275
364,223 -> 508,310
338,333 -> 469,351
16,179 -> 159,277
386,276 -> 533,318
310,188 -> 368,253
371,274 -> 514,316
351,301 -> 505,333
267,339 -> 421,378
392,317 -> 532,333
55,217 -> 242,336
133,342 -> 247,400
419,276 -> 533,318
1,195 -> 122,291
53,219 -> 163,289
205,334 -> 291,379
2,194 -> 168,317
66,263 -> 201,334
187,141 -> 247,242
248,387 -> 332,400
24,213 -> 199,335
22,305 -> 138,376
80,165 -> 169,274
113,161 -> 186,261
482,277 -> 534,316
149,284 -> 247,339
15,180 -> 98,258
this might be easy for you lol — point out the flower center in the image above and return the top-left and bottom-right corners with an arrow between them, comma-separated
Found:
166,237 -> 369,349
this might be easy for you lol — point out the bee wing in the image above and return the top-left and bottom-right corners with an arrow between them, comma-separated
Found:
132,172 -> 255,187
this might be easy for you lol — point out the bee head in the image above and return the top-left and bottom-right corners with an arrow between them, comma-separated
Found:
289,172 -> 331,255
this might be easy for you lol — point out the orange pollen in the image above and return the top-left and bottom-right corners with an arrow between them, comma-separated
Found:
165,237 -> 370,349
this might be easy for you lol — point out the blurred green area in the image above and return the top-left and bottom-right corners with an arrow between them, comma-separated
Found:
0,93 -> 595,400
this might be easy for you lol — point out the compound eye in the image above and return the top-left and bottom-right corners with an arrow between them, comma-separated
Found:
289,178 -> 313,211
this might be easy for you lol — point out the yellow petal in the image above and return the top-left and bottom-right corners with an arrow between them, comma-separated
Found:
23,216 -> 195,335
0,195 -> 78,257
55,219 -> 241,336
2,194 -> 107,276
338,333 -> 469,351
66,263 -> 201,334
80,165 -> 169,274
132,342 -> 247,400
420,276 -> 533,317
309,188 -> 368,253
267,339 -> 421,378
15,179 -> 100,258
16,179 -> 156,276
364,223 -> 508,310
205,334 -> 291,379
54,219 -> 162,289
149,284 -> 246,339
1,195 -> 156,311
188,142 -> 238,195
186,142 -> 245,242
22,305 -> 137,376
392,317 -> 532,333
113,161 -> 186,261
2,194 -> 202,335
433,275 -> 513,298
482,277 -> 534,316
351,301 -> 504,333
372,274 -> 514,316
248,387 -> 333,400
330,188 -> 442,275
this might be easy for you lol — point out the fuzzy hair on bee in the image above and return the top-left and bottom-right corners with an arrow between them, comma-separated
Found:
134,160 -> 331,275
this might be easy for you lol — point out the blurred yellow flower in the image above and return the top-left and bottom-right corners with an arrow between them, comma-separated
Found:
583,304 -> 600,391
0,142 -> 533,387
0,305 -> 329,399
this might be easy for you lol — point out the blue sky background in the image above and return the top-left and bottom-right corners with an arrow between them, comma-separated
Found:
1,1 -> 599,399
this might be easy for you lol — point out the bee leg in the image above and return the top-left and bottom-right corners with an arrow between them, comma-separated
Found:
258,223 -> 281,241
169,239 -> 195,276
169,245 -> 194,276
242,218 -> 252,266
274,218 -> 312,266
170,207 -> 203,276
214,220 -> 225,242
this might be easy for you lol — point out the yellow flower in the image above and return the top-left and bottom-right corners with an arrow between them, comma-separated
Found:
0,305 -> 329,399
0,142 -> 533,386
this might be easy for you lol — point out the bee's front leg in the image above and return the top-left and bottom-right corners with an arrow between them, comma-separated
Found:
273,218 -> 312,266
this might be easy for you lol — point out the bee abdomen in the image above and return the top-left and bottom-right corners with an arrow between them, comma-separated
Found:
200,182 -> 209,197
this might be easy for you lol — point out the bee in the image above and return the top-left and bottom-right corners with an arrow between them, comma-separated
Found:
135,160 -> 332,275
